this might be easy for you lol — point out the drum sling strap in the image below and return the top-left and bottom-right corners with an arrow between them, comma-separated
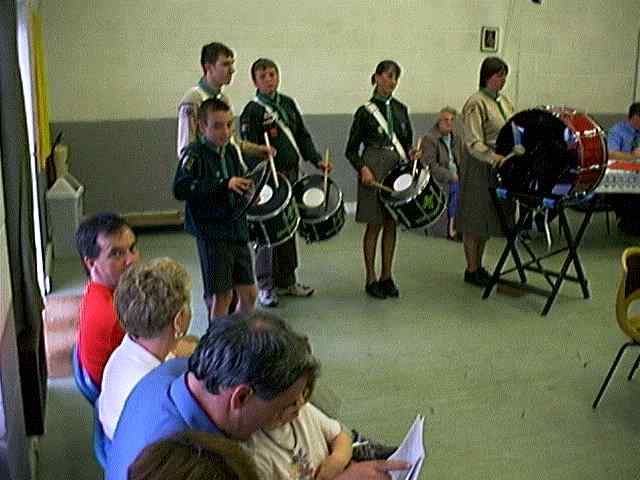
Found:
364,101 -> 408,162
252,97 -> 304,163
229,139 -> 248,173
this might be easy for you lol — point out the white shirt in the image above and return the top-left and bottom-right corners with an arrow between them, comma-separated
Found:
242,403 -> 342,479
97,335 -> 161,439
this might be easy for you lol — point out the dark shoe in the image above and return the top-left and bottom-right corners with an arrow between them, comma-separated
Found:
351,430 -> 397,461
477,267 -> 492,282
379,278 -> 399,298
365,281 -> 386,299
517,230 -> 533,243
464,269 -> 490,287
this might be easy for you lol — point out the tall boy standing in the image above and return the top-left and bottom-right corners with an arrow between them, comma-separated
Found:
177,41 -> 272,161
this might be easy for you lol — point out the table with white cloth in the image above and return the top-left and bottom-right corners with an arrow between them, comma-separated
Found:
595,160 -> 640,194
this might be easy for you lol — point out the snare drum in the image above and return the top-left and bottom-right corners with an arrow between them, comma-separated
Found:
293,175 -> 345,243
496,106 -> 607,201
380,164 -> 446,229
246,172 -> 300,247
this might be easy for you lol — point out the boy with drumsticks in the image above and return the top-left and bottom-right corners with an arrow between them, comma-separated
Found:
239,58 -> 332,308
173,98 -> 257,321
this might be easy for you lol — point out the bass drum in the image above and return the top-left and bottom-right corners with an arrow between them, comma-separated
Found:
495,106 -> 607,202
246,172 -> 300,247
292,175 -> 345,243
380,164 -> 446,229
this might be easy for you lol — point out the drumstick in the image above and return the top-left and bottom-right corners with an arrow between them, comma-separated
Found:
497,144 -> 526,167
263,132 -> 279,189
323,149 -> 330,208
371,181 -> 394,194
411,137 -> 423,179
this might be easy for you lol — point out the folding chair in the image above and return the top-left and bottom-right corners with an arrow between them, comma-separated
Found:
592,247 -> 640,408
71,343 -> 108,467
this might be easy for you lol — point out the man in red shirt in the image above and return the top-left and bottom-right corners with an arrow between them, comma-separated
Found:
75,213 -> 140,385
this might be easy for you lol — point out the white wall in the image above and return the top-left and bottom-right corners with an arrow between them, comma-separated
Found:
42,0 -> 640,121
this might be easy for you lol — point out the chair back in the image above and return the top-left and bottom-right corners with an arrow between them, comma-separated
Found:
71,343 -> 100,405
615,247 -> 640,342
93,411 -> 109,468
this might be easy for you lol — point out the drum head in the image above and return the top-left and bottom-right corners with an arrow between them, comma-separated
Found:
257,184 -> 274,205
393,173 -> 413,192
302,188 -> 325,208
496,109 -> 573,198
246,173 -> 291,218
496,107 -> 605,200
293,175 -> 343,220
381,164 -> 430,204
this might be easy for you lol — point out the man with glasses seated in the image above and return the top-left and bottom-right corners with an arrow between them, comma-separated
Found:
106,312 -> 408,480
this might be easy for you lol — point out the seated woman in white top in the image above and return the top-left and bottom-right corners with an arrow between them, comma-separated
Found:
98,257 -> 193,440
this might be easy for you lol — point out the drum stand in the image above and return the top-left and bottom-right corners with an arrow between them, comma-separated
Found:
482,187 -> 592,316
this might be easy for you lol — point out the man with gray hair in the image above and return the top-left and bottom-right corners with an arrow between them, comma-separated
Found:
106,312 -> 407,480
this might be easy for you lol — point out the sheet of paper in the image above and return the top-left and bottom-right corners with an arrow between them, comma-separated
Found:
388,415 -> 426,480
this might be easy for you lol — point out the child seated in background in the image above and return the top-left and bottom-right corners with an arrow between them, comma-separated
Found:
242,373 -> 352,480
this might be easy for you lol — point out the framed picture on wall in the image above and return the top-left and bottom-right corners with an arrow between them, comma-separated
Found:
480,27 -> 499,52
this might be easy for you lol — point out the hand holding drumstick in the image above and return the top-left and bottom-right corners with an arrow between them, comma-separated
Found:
228,176 -> 254,194
318,148 -> 333,173
493,144 -> 525,168
360,165 -> 394,193
411,137 -> 423,178
360,165 -> 376,186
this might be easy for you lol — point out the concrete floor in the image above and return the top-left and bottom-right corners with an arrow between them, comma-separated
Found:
39,211 -> 640,479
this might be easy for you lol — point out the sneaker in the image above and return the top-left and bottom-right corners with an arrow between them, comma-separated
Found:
379,278 -> 399,298
279,283 -> 314,297
365,281 -> 386,299
258,288 -> 279,307
351,430 -> 397,461
464,269 -> 490,287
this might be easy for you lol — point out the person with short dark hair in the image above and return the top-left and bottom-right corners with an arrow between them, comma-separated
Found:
177,42 -> 234,158
421,107 -> 464,240
75,212 -> 140,385
174,98 -> 257,320
239,58 -> 332,307
345,60 -> 418,299
98,257 -> 193,440
608,102 -> 640,164
457,56 -> 514,287
176,41 -> 272,161
107,312 -> 408,480
128,431 -> 260,480
606,101 -> 640,234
